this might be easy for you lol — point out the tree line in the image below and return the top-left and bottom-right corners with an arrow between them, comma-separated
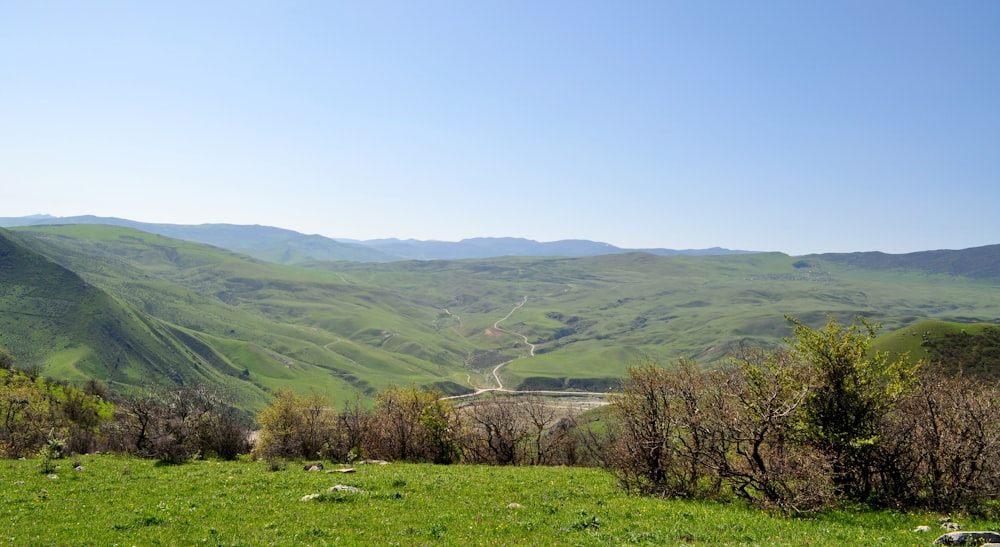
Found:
609,316 -> 1000,514
252,387 -> 596,468
0,346 -> 599,468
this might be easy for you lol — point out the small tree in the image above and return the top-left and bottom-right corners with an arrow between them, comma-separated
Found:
254,389 -> 333,462
607,357 -> 715,497
0,371 -> 55,457
787,315 -> 918,500
708,346 -> 833,512
463,393 -> 529,465
0,347 -> 14,370
366,385 -> 460,463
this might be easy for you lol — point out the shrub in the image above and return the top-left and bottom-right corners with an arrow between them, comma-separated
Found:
787,315 -> 918,500
364,385 -> 460,464
878,370 -> 1000,510
607,357 -> 716,498
706,347 -> 834,512
116,386 -> 249,463
253,389 -> 334,462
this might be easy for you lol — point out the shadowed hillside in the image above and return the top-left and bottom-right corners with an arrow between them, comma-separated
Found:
813,245 -> 1000,280
0,228 -> 272,408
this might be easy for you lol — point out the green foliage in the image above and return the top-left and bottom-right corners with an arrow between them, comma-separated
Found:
38,436 -> 66,474
787,315 -> 919,499
0,368 -> 113,458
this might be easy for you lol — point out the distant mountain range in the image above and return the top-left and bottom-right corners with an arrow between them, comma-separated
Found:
0,215 -> 755,263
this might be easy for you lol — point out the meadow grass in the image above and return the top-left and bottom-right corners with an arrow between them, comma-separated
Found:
1,455 -> 986,546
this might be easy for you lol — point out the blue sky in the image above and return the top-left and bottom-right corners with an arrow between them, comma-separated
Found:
2,1 -> 998,255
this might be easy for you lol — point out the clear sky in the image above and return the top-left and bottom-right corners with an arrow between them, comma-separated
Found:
2,1 -> 998,255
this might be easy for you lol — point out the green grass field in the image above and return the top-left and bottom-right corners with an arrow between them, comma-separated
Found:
1,455 -> 991,546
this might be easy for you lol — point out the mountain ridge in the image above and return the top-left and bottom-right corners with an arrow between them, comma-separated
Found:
0,215 -> 756,263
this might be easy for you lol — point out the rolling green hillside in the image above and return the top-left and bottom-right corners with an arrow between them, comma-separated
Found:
6,224 -> 1000,411
0,229 -> 272,408
6,226 -> 487,404
875,319 -> 1000,379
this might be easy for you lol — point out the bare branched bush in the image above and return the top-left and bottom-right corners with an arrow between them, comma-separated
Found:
878,371 -> 1000,510
116,386 -> 249,463
461,393 -> 527,465
364,385 -> 460,463
607,357 -> 716,497
321,398 -> 368,462
253,389 -> 334,462
707,347 -> 834,512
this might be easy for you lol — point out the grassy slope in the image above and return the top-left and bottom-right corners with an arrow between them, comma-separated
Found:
874,320 -> 993,362
326,251 -> 1000,388
9,224 -> 1000,408
10,226 -> 485,403
1,455 -> 986,545
0,228 -> 275,407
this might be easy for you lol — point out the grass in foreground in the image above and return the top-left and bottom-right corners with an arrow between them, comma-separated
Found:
0,455 -> 992,546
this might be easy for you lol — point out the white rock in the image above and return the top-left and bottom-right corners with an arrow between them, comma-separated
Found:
328,484 -> 365,494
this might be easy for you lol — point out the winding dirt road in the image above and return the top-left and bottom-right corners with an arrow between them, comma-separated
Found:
444,297 -> 607,405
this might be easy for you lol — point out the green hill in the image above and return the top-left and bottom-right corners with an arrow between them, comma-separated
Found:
875,319 -> 1000,379
6,226 -> 484,406
6,224 -> 1000,411
0,228 -> 273,408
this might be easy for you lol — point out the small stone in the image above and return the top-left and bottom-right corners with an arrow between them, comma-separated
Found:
507,503 -> 524,509
328,484 -> 365,494
934,531 -> 1000,545
46,474 -> 58,480
74,466 -> 84,472
914,526 -> 931,533
300,493 -> 320,501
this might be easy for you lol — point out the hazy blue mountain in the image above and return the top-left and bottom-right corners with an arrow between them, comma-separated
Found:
0,215 -> 395,263
0,215 -> 755,262
808,245 -> 1000,280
